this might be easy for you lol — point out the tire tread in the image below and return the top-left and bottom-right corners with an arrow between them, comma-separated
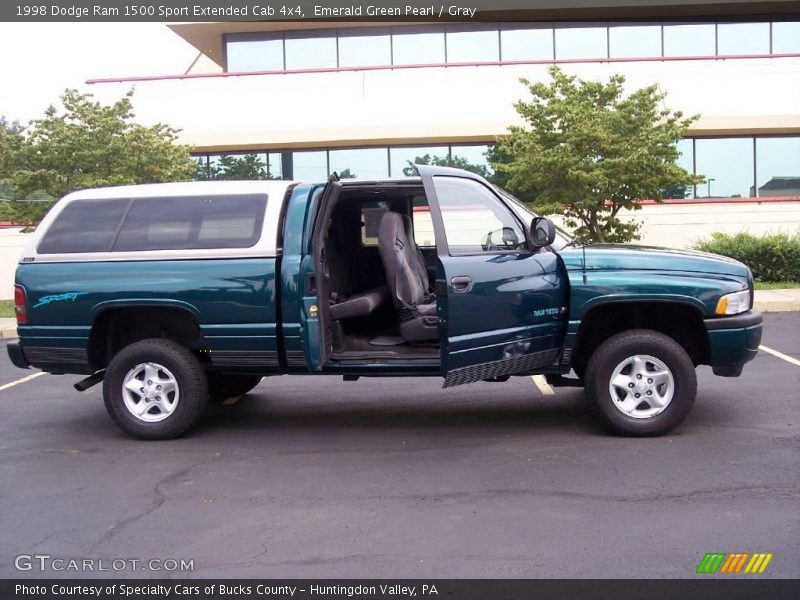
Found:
103,338 -> 208,440
585,329 -> 697,437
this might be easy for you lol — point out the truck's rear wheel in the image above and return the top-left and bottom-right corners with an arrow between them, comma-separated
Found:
585,329 -> 696,436
103,339 -> 208,440
206,373 -> 262,403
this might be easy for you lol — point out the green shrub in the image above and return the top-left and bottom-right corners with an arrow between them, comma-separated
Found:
694,232 -> 800,282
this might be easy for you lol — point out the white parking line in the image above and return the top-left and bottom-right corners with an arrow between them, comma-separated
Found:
759,345 -> 800,367
531,375 -> 556,395
0,371 -> 46,392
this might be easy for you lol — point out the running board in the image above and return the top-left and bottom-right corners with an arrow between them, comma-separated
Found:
74,370 -> 105,392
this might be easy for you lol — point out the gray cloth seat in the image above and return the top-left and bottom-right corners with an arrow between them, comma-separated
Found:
377,212 -> 438,342
329,286 -> 389,321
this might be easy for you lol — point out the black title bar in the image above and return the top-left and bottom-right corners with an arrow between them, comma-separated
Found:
3,580 -> 800,600
3,0 -> 799,22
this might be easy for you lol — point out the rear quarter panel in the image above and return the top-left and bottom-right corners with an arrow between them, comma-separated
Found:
16,258 -> 277,373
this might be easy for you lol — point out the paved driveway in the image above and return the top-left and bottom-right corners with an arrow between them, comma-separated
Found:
0,313 -> 797,579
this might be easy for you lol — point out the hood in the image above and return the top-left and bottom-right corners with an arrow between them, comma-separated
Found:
560,244 -> 749,278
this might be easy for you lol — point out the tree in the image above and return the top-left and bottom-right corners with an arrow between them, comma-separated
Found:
336,168 -> 357,179
492,66 -> 703,243
0,117 -> 25,198
10,89 -> 196,200
195,153 -> 271,180
401,153 -> 492,178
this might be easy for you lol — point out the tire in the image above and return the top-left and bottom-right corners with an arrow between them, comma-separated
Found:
206,373 -> 262,403
103,339 -> 208,440
584,329 -> 697,437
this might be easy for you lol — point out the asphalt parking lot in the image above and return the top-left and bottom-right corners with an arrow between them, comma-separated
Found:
0,313 -> 797,580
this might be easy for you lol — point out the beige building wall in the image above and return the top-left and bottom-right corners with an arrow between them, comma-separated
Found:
1,228 -> 27,301
88,57 -> 800,152
549,201 -> 800,248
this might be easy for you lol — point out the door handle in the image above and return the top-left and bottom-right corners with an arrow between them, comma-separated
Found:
450,276 -> 473,293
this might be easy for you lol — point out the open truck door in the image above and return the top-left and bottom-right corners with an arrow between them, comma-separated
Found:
416,165 -> 568,387
300,174 -> 342,371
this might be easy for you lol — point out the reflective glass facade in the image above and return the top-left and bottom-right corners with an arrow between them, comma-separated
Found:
225,20 -> 798,72
193,136 -> 800,200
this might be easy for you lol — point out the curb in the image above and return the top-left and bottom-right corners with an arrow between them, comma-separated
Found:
0,325 -> 18,340
754,302 -> 800,313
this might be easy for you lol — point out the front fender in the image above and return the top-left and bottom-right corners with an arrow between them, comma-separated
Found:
567,270 -> 748,320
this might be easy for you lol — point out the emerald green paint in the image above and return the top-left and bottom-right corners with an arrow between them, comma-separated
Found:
12,181 -> 760,381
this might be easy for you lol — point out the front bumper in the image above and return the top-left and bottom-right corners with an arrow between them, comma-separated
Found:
704,310 -> 763,377
6,341 -> 30,370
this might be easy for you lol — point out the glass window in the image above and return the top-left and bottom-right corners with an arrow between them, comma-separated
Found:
329,148 -> 389,179
38,199 -> 127,254
663,24 -> 716,57
446,25 -> 499,62
226,34 -> 283,72
284,32 -> 337,70
114,195 -> 266,251
755,137 -> 800,197
432,176 -> 526,254
500,25 -> 554,60
360,200 -> 390,246
392,27 -> 445,65
215,153 -> 268,180
292,150 -> 328,181
772,21 -> 800,53
192,155 -> 209,180
694,138 -> 755,198
389,146 -> 449,177
450,145 -> 493,177
338,29 -> 391,67
412,195 -> 436,247
609,25 -> 662,58
717,22 -> 769,55
555,26 -> 608,60
663,139 -> 694,199
267,152 -> 283,179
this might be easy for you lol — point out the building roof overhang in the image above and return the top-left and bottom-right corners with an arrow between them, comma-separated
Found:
169,0 -> 800,66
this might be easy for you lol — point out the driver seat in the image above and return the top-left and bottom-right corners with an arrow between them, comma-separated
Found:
377,212 -> 438,342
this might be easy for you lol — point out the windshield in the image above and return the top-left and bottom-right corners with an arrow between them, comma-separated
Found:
492,185 -> 574,251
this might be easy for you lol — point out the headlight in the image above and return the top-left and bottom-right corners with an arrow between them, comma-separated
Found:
715,290 -> 751,315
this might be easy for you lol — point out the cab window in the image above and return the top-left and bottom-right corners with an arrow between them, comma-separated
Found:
432,177 -> 526,254
411,194 -> 436,248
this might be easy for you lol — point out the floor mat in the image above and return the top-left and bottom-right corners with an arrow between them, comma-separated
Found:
369,335 -> 406,346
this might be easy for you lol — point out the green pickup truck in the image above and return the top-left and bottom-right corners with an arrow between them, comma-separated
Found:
7,165 -> 762,439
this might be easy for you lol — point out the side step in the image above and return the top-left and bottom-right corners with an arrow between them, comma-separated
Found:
74,370 -> 105,392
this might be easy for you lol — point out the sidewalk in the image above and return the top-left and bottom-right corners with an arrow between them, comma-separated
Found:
753,288 -> 800,313
0,290 -> 797,341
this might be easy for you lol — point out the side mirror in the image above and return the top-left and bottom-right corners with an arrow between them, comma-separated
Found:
530,217 -> 556,248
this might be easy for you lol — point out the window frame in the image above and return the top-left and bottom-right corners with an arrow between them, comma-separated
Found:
428,175 -> 532,257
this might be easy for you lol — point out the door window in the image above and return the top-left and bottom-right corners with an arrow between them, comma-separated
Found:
432,177 -> 526,254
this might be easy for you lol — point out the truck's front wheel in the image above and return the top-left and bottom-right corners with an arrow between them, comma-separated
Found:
103,339 -> 208,440
585,329 -> 696,436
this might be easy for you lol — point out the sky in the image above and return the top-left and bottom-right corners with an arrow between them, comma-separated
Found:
0,23 -> 199,124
